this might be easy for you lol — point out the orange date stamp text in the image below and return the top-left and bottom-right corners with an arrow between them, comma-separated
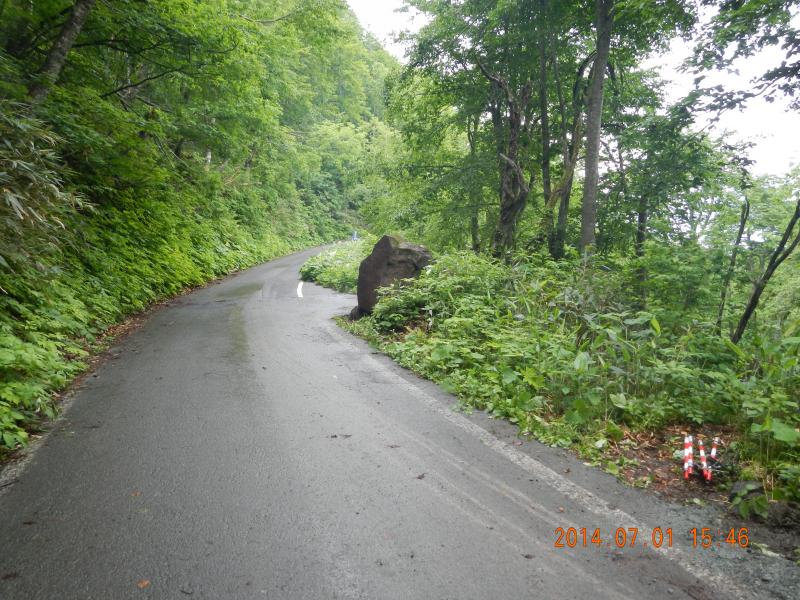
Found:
553,527 -> 749,549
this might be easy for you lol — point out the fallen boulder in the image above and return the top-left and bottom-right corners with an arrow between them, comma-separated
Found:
350,235 -> 431,319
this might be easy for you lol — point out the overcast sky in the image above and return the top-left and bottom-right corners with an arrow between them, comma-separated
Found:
346,0 -> 799,177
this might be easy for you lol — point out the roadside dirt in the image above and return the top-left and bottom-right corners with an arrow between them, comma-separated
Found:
608,424 -> 800,562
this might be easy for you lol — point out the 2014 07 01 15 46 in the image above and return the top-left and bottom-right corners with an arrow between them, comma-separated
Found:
554,526 -> 750,549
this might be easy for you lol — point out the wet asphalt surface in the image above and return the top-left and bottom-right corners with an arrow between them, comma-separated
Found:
1,247 -> 798,599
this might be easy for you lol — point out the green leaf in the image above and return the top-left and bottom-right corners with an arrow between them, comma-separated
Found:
522,367 -> 544,389
609,393 -> 629,410
430,346 -> 451,362
650,317 -> 661,336
770,420 -> 800,444
501,368 -> 519,385
605,421 -> 624,442
573,351 -> 591,372
724,338 -> 746,360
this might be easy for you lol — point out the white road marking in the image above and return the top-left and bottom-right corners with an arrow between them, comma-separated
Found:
297,281 -> 304,298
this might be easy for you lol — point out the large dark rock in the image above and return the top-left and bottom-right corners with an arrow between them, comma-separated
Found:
351,235 -> 431,318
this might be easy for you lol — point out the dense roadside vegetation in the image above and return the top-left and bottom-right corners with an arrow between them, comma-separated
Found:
302,0 -> 800,517
0,0 -> 398,451
300,235 -> 376,293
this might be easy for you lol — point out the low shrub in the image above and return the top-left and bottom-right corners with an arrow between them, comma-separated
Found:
300,236 -> 376,293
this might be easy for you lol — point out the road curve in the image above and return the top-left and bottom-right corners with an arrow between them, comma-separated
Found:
0,247 -> 796,599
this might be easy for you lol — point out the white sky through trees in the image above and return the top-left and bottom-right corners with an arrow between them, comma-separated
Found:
346,0 -> 800,176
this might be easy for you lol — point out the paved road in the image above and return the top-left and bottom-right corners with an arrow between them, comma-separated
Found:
1,248 -> 797,599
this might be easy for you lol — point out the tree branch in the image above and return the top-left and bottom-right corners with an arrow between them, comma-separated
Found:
473,55 -> 515,106
99,67 -> 187,98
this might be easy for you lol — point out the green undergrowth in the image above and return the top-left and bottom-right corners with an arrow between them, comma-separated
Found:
304,249 -> 800,510
299,236 -> 376,293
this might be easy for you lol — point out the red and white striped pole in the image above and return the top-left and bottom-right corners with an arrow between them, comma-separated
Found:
698,438 -> 710,481
683,435 -> 693,480
708,437 -> 720,482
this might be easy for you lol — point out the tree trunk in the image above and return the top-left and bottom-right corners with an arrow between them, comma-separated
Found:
579,0 -> 613,255
716,198 -> 749,334
538,9 -> 551,222
633,194 -> 649,307
467,114 -> 481,253
551,175 -> 574,259
548,51 -> 590,259
470,214 -> 481,253
550,120 -> 582,259
492,134 -> 530,259
732,280 -> 766,345
28,0 -> 96,105
634,196 -> 647,258
479,70 -> 532,260
732,197 -> 800,344
489,95 -> 505,199
491,107 -> 530,259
